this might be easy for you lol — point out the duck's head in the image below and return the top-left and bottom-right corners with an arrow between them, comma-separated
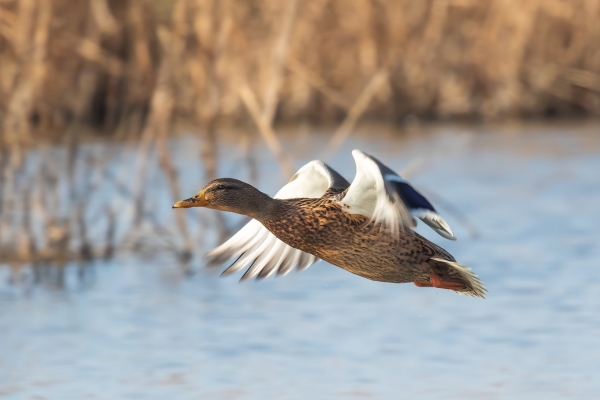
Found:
173,178 -> 273,220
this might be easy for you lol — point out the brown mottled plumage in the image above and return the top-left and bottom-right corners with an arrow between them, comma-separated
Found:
173,178 -> 486,297
262,188 -> 463,285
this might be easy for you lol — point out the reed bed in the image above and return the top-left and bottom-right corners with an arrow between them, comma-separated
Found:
1,0 -> 600,144
0,131 -> 239,274
1,0 -> 600,269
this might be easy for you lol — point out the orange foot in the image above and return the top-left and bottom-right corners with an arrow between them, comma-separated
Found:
413,269 -> 467,291
413,281 -> 433,287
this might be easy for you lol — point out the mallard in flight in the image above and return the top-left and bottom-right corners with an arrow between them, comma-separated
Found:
174,150 -> 485,298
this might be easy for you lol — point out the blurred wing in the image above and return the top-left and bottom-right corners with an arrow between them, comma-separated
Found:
388,178 -> 455,240
206,161 -> 349,279
274,160 -> 350,198
338,150 -> 454,239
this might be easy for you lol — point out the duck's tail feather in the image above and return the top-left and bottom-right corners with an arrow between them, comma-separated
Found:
431,258 -> 487,299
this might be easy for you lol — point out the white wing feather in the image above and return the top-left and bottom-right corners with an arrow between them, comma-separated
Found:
338,150 -> 412,236
411,209 -> 455,240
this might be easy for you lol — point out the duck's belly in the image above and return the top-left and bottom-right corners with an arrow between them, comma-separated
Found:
265,216 -> 446,283
311,230 -> 436,283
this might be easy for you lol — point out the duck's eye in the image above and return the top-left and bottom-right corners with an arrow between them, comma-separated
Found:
214,184 -> 228,191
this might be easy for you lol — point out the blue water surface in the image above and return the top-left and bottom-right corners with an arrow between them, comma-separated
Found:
1,123 -> 600,399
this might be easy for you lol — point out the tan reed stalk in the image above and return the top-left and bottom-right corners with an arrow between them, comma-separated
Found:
326,69 -> 389,158
239,84 -> 294,177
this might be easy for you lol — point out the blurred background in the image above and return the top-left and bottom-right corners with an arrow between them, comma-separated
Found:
1,0 -> 600,399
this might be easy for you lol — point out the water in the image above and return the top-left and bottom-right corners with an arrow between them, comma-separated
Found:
2,123 -> 600,399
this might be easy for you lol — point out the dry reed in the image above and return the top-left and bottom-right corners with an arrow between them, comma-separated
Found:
1,0 -> 600,145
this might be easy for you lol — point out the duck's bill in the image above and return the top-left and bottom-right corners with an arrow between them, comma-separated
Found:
172,191 -> 207,208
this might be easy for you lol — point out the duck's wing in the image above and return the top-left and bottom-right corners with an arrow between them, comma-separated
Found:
206,161 -> 350,280
390,177 -> 455,240
338,150 -> 455,239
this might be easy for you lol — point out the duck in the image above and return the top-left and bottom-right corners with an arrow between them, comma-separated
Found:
173,150 -> 486,298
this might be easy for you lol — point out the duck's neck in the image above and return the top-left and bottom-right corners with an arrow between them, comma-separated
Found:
233,189 -> 282,222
